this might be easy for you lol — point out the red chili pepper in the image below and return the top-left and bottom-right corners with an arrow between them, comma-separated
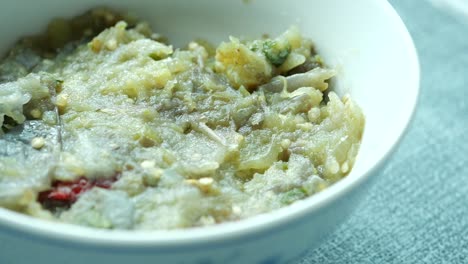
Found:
38,174 -> 119,211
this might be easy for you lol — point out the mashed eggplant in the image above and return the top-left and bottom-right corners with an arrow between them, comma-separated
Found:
0,9 -> 364,230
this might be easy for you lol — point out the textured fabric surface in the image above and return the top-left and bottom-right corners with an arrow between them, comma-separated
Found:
297,1 -> 468,263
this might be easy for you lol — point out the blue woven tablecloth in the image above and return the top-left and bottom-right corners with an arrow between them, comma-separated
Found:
298,1 -> 468,263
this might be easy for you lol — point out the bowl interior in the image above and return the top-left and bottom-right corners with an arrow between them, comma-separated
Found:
0,0 -> 419,243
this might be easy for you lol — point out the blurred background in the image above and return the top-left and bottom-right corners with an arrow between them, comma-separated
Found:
297,0 -> 468,263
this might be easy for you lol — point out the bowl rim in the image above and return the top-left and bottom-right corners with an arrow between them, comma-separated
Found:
0,0 -> 420,248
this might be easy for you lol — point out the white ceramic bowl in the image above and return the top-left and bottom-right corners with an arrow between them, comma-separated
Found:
0,0 -> 419,263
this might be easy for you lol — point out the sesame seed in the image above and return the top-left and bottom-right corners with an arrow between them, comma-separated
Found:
198,177 -> 214,186
31,137 -> 45,149
30,109 -> 42,119
141,160 -> 156,169
232,205 -> 242,215
105,38 -> 118,51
